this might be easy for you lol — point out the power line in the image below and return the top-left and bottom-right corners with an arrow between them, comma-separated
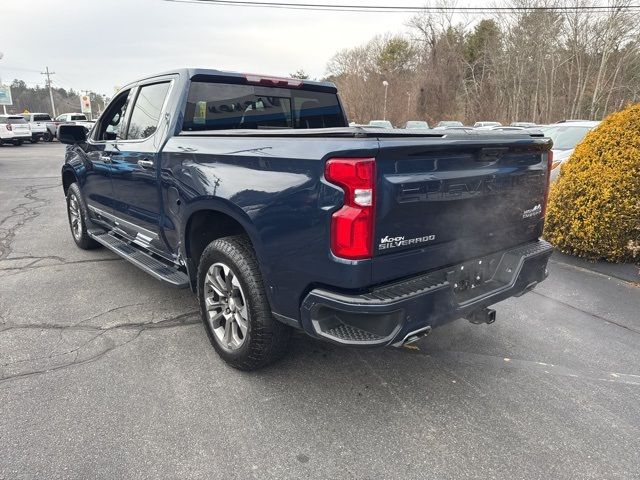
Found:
164,0 -> 640,13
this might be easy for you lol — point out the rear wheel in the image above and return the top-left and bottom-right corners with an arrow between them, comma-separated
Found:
66,183 -> 100,250
197,235 -> 291,370
31,136 -> 40,144
43,131 -> 53,142
12,140 -> 23,146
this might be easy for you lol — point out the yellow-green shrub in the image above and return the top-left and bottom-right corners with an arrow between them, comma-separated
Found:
544,103 -> 640,263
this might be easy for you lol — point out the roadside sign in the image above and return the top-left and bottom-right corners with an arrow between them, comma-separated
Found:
0,85 -> 13,106
80,94 -> 91,114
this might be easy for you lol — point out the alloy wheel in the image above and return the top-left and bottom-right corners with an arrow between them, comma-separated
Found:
68,193 -> 82,240
204,262 -> 249,351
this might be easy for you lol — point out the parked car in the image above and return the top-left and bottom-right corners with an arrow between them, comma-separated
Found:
59,68 -> 553,370
540,121 -> 599,181
555,119 -> 592,123
511,122 -> 537,128
22,112 -> 52,143
441,126 -> 475,132
474,121 -> 502,129
434,120 -> 464,129
490,126 -> 526,131
45,113 -> 94,142
403,120 -> 430,129
368,120 -> 393,129
0,115 -> 31,146
55,112 -> 92,125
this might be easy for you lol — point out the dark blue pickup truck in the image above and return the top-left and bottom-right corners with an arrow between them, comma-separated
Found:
59,68 -> 553,370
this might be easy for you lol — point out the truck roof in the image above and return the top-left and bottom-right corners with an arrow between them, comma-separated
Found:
124,67 -> 337,93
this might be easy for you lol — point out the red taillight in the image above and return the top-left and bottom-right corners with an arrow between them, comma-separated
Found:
6,124 -> 12,131
244,73 -> 303,88
542,150 -> 553,218
325,157 -> 376,260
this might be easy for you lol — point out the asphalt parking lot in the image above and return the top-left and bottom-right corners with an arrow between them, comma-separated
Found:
1,142 -> 639,480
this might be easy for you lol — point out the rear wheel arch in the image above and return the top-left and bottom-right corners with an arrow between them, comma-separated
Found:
183,207 -> 271,299
184,208 -> 257,267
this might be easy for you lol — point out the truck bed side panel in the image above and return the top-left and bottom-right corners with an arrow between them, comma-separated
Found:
160,136 -> 378,320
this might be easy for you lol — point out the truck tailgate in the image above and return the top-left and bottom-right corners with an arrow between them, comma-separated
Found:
372,134 -> 551,284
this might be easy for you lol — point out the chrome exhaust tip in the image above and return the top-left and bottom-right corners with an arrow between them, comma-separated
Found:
393,326 -> 432,347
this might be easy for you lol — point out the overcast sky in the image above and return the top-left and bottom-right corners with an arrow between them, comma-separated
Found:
0,0 -> 447,95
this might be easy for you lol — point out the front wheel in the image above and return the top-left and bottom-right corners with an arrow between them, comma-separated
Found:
197,235 -> 291,370
43,131 -> 53,142
66,183 -> 101,250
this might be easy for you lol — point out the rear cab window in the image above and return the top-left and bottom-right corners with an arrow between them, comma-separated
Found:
182,80 -> 346,131
34,114 -> 52,122
71,115 -> 87,121
7,117 -> 27,124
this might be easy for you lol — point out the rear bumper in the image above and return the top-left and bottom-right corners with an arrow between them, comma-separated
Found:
300,239 -> 553,346
1,131 -> 31,140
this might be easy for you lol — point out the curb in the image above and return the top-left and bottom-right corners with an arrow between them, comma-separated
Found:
550,250 -> 639,284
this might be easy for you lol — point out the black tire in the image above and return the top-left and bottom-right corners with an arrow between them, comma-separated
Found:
43,131 -> 53,142
31,136 -> 40,144
66,183 -> 101,250
197,235 -> 291,370
13,140 -> 23,146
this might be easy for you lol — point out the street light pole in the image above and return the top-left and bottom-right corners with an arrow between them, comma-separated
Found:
382,80 -> 389,121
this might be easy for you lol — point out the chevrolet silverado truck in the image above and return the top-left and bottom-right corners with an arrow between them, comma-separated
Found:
59,68 -> 553,370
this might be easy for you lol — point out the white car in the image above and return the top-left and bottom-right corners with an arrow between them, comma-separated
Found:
55,113 -> 94,130
22,112 -> 52,143
368,120 -> 394,129
434,120 -> 464,129
540,121 -> 600,182
47,113 -> 94,141
404,120 -> 430,129
0,115 -> 32,146
474,121 -> 502,129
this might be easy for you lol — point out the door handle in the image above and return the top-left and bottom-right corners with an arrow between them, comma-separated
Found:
138,159 -> 154,168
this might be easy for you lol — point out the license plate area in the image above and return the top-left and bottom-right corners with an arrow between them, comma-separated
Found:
446,253 -> 502,294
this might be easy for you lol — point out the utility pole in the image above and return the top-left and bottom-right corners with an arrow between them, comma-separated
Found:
41,67 -> 56,117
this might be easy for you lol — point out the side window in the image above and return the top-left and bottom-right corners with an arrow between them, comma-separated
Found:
126,82 -> 171,140
56,114 -> 66,122
95,89 -> 132,141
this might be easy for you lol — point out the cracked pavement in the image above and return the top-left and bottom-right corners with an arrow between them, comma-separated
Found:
1,143 -> 639,479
